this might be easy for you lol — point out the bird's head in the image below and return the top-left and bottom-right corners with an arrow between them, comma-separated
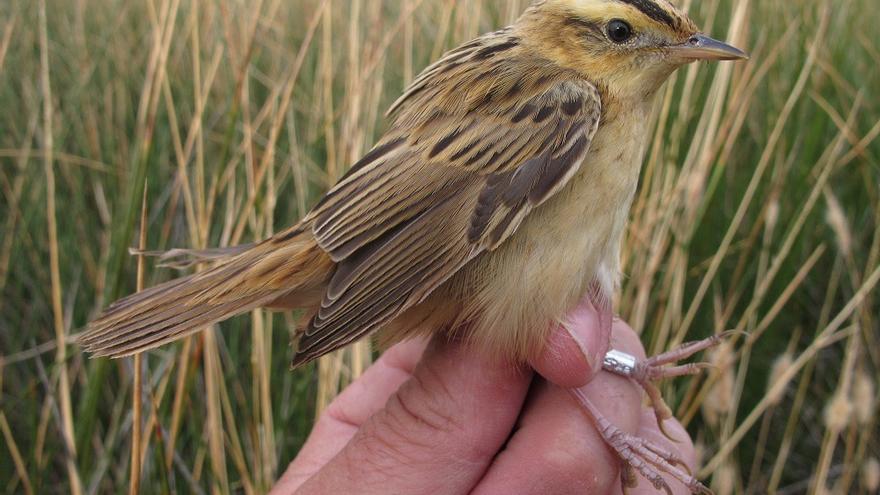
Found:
518,0 -> 747,101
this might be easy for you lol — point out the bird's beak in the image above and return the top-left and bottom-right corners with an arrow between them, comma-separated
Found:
669,34 -> 748,61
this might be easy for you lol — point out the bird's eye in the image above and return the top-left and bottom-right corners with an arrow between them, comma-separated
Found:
607,20 -> 634,43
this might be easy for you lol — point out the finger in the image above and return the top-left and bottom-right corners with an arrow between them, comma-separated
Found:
609,318 -> 648,362
472,320 -> 646,494
629,410 -> 697,495
295,335 -> 533,495
530,298 -> 609,388
271,338 -> 428,494
325,337 -> 430,426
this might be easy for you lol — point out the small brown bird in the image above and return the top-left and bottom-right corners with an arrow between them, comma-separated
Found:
79,0 -> 746,492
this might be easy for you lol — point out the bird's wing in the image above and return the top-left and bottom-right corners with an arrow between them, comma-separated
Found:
292,74 -> 602,365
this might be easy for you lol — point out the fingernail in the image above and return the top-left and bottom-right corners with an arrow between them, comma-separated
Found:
562,300 -> 604,376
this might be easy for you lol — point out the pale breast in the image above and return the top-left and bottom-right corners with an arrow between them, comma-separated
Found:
384,104 -> 651,361
441,105 -> 650,360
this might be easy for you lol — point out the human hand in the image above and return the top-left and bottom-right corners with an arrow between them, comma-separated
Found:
271,300 -> 697,494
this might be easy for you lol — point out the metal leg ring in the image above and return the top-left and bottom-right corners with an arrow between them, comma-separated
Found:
603,349 -> 637,377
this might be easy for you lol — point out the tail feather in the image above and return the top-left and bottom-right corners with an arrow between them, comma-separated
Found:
87,292 -> 281,357
78,229 -> 332,358
82,277 -> 224,349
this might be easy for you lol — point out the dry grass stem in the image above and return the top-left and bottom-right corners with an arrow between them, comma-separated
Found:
1,1 -> 877,492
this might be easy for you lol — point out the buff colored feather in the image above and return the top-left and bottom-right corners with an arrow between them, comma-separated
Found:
78,4 -> 747,492
79,0 -> 743,371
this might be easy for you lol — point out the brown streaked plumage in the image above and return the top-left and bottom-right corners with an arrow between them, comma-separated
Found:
79,1 -> 746,492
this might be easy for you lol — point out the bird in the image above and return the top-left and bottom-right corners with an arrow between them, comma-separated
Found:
78,0 -> 747,492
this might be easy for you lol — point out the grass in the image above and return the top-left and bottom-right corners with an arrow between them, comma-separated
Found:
0,0 -> 878,493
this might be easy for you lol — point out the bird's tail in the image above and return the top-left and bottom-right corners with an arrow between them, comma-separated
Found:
77,227 -> 332,358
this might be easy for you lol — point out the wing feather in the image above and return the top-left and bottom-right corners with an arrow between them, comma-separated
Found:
292,51 -> 602,366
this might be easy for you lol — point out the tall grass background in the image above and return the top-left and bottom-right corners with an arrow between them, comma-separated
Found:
0,0 -> 878,493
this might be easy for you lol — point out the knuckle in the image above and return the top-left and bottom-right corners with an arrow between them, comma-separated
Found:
383,369 -> 461,440
397,370 -> 460,435
336,372 -> 457,479
358,364 -> 496,466
319,402 -> 359,430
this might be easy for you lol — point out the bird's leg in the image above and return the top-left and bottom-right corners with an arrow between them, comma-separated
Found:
580,292 -> 714,493
568,387 -> 711,495
603,332 -> 730,439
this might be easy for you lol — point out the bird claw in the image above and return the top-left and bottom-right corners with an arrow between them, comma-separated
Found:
587,332 -> 731,492
603,332 -> 731,443
569,388 -> 712,494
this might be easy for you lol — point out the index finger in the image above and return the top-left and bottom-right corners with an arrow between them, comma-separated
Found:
271,338 -> 428,494
292,335 -> 533,495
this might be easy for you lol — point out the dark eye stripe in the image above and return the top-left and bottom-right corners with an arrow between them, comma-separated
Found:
618,0 -> 677,29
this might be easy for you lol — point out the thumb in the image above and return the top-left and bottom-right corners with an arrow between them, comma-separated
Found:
530,298 -> 610,388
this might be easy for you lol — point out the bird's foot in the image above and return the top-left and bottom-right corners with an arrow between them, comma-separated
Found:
569,388 -> 711,495
603,332 -> 730,440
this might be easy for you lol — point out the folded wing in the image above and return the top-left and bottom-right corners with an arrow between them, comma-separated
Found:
292,67 -> 602,366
